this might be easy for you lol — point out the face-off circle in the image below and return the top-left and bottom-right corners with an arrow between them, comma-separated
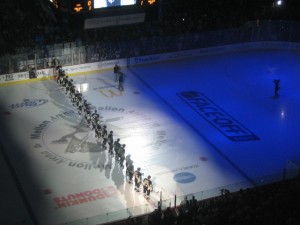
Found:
200,156 -> 208,161
43,189 -> 53,195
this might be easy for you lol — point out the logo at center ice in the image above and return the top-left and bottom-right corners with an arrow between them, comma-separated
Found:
31,107 -> 167,171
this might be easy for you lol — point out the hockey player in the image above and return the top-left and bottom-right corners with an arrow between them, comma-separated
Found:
52,57 -> 61,77
74,91 -> 83,109
119,144 -> 126,168
84,106 -> 92,127
82,100 -> 93,127
114,64 -> 120,82
61,75 -> 69,88
77,96 -> 85,114
114,138 -> 121,160
125,154 -> 133,168
143,175 -> 153,199
101,125 -> 108,148
82,100 -> 90,115
69,85 -> 76,101
95,122 -> 102,141
125,155 -> 134,183
107,131 -> 114,155
57,68 -> 65,84
134,167 -> 143,192
119,154 -> 125,168
65,79 -> 74,95
126,162 -> 134,184
29,67 -> 37,79
91,110 -> 100,130
118,72 -> 124,92
274,79 -> 280,96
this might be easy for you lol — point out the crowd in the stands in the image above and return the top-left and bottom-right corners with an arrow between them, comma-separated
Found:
2,0 -> 300,75
0,0 -> 84,54
109,177 -> 300,225
2,0 -> 300,58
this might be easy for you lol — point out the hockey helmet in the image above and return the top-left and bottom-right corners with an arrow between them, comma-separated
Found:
137,167 -> 141,171
148,175 -> 151,179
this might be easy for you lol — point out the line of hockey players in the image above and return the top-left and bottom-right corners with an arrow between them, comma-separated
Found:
55,66 -> 153,199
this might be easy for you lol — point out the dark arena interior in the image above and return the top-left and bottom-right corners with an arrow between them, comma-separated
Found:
1,1 -> 300,225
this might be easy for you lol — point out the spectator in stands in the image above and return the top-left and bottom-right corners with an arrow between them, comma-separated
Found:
148,208 -> 162,225
179,196 -> 189,212
162,207 -> 175,225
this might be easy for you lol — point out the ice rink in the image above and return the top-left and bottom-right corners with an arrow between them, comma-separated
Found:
1,47 -> 300,225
